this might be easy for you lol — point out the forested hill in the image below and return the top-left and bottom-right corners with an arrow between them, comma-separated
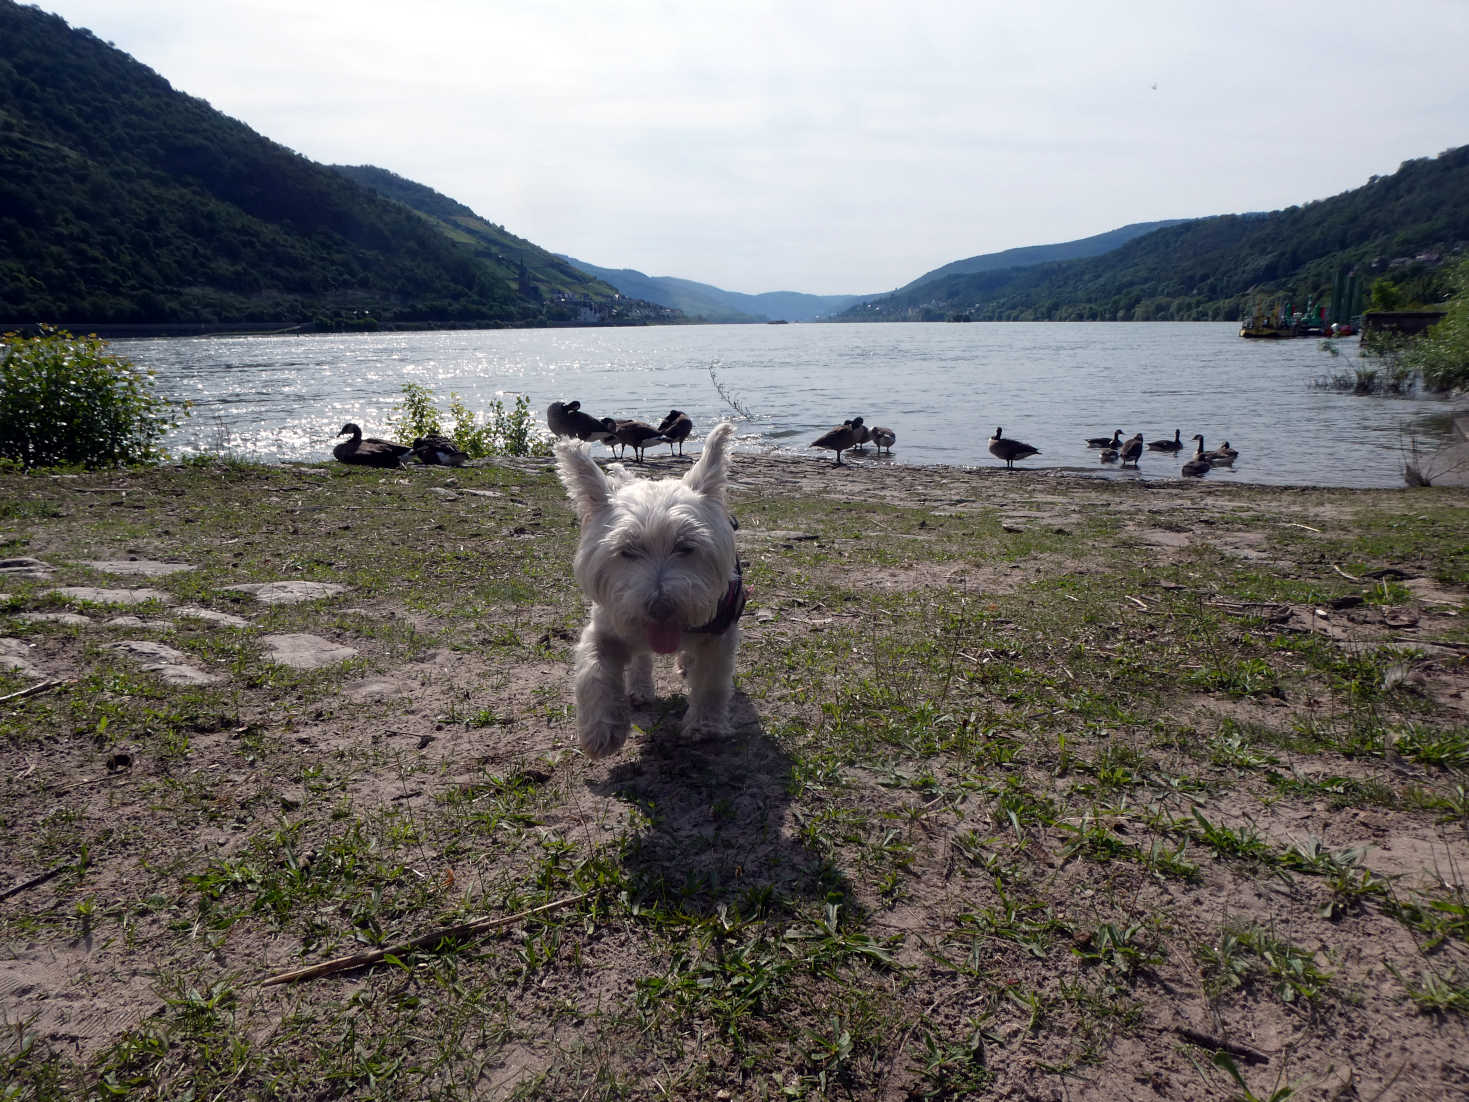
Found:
0,1 -> 658,329
843,147 -> 1469,322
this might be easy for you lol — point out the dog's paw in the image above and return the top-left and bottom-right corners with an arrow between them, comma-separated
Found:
579,714 -> 630,760
680,712 -> 728,743
628,683 -> 655,708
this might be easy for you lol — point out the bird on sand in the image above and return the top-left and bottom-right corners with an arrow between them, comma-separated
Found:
1120,433 -> 1144,468
810,417 -> 863,466
611,420 -> 666,462
410,434 -> 467,466
334,423 -> 411,468
869,426 -> 896,455
547,400 -> 615,442
657,410 -> 694,456
988,427 -> 1040,470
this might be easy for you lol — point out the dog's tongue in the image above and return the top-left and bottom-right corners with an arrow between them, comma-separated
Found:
647,619 -> 682,654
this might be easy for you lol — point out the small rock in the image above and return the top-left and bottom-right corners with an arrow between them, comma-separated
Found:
106,640 -> 220,685
0,638 -> 42,678
82,560 -> 195,576
104,616 -> 175,630
261,633 -> 359,669
224,581 -> 347,605
17,612 -> 92,626
46,587 -> 175,607
175,607 -> 250,628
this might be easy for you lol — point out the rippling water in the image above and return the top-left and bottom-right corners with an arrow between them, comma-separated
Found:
117,322 -> 1457,488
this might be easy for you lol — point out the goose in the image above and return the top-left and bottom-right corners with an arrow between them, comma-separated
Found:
410,434 -> 467,466
1147,428 -> 1183,453
334,423 -> 411,468
1100,446 -> 1120,463
1120,432 -> 1144,468
988,427 -> 1040,470
611,419 -> 666,462
1087,429 -> 1123,449
547,400 -> 615,442
810,417 -> 863,466
1205,440 -> 1238,466
1181,434 -> 1211,477
851,419 -> 872,449
657,409 -> 693,456
869,426 -> 896,455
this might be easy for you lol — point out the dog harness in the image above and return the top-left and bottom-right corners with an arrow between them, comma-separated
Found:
689,560 -> 747,637
689,511 -> 747,637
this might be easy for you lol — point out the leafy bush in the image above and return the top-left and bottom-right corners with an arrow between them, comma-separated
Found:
1406,257 -> 1469,393
389,383 -> 550,459
0,327 -> 182,468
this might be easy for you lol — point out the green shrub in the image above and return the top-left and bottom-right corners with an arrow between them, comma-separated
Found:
0,327 -> 182,468
1406,257 -> 1469,393
391,383 -> 550,458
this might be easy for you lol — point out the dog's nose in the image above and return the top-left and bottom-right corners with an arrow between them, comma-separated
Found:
648,594 -> 676,622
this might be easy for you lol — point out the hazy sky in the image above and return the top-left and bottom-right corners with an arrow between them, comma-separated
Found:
35,0 -> 1469,295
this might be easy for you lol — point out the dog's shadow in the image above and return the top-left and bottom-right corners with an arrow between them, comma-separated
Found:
588,693 -> 850,916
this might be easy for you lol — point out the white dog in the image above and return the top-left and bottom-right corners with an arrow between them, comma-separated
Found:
555,421 -> 745,759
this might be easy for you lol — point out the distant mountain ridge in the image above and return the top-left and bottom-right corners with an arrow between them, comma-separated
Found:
841,149 -> 1469,322
896,220 -> 1189,294
558,257 -> 869,322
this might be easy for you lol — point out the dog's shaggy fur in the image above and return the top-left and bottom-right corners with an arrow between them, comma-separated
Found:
555,421 -> 742,758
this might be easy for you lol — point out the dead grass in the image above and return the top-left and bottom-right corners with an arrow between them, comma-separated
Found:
1,453 -> 1467,1101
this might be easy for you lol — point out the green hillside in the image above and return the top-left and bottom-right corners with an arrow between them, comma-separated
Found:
844,148 -> 1469,322
0,1 -> 660,329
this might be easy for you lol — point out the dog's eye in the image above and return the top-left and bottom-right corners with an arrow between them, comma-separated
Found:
618,547 -> 642,560
673,542 -> 695,556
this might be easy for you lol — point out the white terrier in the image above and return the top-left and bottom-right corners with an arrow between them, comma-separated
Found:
555,421 -> 745,759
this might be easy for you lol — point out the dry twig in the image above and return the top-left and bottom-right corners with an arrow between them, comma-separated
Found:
258,892 -> 590,987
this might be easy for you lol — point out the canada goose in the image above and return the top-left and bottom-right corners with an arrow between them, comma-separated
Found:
1087,429 -> 1123,449
612,420 -> 666,462
810,417 -> 863,466
1147,429 -> 1183,452
657,410 -> 693,456
851,420 -> 872,448
1100,447 -> 1120,463
1205,440 -> 1238,466
988,427 -> 1040,470
410,434 -> 467,466
334,423 -> 411,468
1181,434 -> 1211,477
547,400 -> 615,442
1120,433 -> 1144,468
870,426 -> 896,455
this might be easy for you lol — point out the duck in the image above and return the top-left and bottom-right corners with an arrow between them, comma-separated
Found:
657,409 -> 694,456
1100,446 -> 1120,464
1120,432 -> 1144,468
810,417 -> 863,466
334,423 -> 412,468
869,426 -> 896,455
611,419 -> 666,462
1181,434 -> 1211,477
1147,428 -> 1183,453
547,400 -> 615,442
988,427 -> 1040,470
1087,429 -> 1123,450
410,434 -> 467,466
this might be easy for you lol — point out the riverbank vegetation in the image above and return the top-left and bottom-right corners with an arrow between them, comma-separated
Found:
2,450 -> 1465,1099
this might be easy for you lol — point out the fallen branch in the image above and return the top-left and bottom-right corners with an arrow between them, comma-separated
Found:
1331,564 -> 1362,582
1,863 -> 72,902
258,892 -> 590,987
1284,522 -> 1321,533
1124,594 -> 1149,611
1173,1025 -> 1270,1065
0,678 -> 72,704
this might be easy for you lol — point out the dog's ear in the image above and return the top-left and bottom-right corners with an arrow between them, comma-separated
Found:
555,439 -> 611,520
683,421 -> 734,501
